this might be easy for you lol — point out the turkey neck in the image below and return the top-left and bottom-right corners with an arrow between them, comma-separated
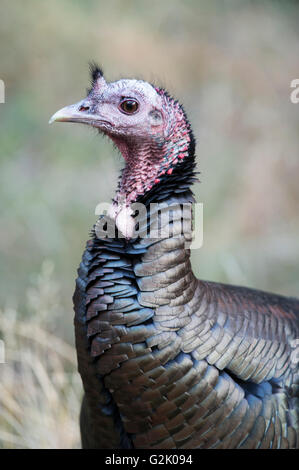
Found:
114,114 -> 198,313
85,129 -> 200,359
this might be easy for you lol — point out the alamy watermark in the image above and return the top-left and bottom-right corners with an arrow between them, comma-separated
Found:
290,338 -> 299,367
0,339 -> 5,363
0,79 -> 5,103
94,201 -> 203,249
290,79 -> 299,104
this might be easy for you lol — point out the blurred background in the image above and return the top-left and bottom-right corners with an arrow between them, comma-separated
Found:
0,0 -> 298,448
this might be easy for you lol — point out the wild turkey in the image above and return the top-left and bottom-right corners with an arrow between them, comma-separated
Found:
50,65 -> 299,449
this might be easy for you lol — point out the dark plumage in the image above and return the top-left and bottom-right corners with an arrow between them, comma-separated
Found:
50,68 -> 299,449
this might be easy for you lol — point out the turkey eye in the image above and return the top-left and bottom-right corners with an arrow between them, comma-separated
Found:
120,99 -> 139,114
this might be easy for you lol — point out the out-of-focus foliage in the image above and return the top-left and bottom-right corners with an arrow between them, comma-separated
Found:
0,0 -> 298,448
0,261 -> 81,448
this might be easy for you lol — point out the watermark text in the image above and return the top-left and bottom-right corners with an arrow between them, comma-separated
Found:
290,79 -> 299,104
0,339 -> 5,363
94,201 -> 203,249
0,79 -> 5,103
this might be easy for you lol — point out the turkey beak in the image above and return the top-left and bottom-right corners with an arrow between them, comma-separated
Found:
49,100 -> 89,124
49,100 -> 95,125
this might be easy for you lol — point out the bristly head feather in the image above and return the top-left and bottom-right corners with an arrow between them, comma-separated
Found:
89,61 -> 104,86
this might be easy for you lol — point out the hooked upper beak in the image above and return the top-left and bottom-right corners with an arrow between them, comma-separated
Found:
49,99 -> 112,128
49,100 -> 87,124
